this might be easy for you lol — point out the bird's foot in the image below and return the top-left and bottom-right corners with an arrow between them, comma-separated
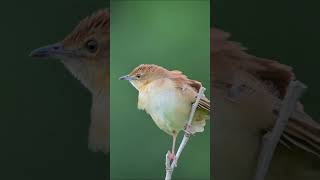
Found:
183,124 -> 194,137
168,151 -> 176,161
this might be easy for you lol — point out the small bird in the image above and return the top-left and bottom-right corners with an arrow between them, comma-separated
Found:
30,10 -> 109,153
120,64 -> 210,159
212,28 -> 320,179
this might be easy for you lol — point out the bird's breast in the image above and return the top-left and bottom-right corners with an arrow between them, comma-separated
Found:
138,80 -> 191,135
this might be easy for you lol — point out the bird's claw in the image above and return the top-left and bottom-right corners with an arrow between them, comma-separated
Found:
168,151 -> 176,161
183,124 -> 194,137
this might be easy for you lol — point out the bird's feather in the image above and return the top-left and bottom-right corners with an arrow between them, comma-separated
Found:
212,27 -> 320,159
131,64 -> 210,135
63,9 -> 109,46
89,93 -> 109,153
32,9 -> 110,154
168,69 -> 210,112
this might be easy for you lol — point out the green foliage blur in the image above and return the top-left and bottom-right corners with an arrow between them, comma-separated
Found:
110,1 -> 210,179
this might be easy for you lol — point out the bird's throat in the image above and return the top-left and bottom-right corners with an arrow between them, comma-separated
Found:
61,59 -> 108,94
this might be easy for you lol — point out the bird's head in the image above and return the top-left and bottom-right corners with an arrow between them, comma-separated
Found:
119,64 -> 169,91
30,9 -> 109,94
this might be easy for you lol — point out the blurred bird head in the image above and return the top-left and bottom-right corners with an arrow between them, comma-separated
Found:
120,64 -> 169,91
30,9 -> 109,94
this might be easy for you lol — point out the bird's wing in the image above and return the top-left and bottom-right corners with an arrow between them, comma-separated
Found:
169,70 -> 210,112
273,103 -> 320,158
286,112 -> 320,158
198,97 -> 210,112
211,28 -> 294,98
212,27 -> 320,158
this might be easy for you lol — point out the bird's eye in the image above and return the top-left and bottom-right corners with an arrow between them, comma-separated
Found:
85,40 -> 98,53
136,74 -> 142,78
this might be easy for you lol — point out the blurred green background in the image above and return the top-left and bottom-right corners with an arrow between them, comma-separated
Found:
1,0 -> 319,179
0,1 -> 108,180
110,1 -> 210,180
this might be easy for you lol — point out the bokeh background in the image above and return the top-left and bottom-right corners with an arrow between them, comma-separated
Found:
0,1 -> 108,180
1,0 -> 319,179
110,1 -> 210,180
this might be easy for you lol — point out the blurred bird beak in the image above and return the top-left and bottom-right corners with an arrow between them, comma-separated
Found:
29,43 -> 64,58
119,75 -> 134,81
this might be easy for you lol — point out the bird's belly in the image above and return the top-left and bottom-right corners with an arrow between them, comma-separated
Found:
140,89 -> 190,135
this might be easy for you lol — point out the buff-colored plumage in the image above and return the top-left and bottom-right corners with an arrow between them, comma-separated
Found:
63,10 -> 109,47
212,28 -> 320,180
31,9 -> 109,153
125,64 -> 210,136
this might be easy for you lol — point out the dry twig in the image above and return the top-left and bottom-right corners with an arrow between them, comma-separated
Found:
254,80 -> 307,180
165,87 -> 206,180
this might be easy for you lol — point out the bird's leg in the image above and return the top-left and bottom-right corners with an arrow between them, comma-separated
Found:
183,124 -> 194,137
168,133 -> 177,161
165,87 -> 206,180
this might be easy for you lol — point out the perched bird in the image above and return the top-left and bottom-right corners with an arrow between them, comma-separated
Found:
120,64 -> 210,159
212,28 -> 320,180
30,10 -> 109,153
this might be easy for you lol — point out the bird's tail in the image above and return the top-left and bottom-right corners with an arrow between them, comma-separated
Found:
190,109 -> 209,133
282,110 -> 320,158
191,120 -> 206,133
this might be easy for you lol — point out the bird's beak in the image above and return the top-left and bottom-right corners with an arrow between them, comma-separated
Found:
119,75 -> 134,81
29,43 -> 64,58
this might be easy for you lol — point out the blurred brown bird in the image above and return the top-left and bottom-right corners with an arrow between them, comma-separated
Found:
30,10 -> 109,153
120,64 -> 210,159
212,28 -> 320,180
